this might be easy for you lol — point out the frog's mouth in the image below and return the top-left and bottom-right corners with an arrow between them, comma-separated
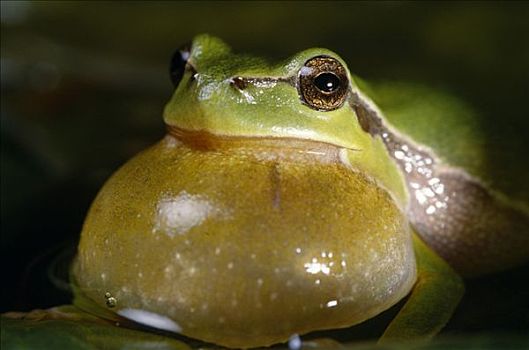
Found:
167,125 -> 360,160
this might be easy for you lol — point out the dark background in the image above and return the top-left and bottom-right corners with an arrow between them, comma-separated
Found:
1,0 -> 528,343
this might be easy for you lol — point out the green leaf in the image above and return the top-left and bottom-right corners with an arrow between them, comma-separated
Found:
1,305 -> 191,350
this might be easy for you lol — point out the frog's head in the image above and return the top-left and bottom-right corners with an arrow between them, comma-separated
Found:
164,34 -> 408,206
163,34 -> 368,151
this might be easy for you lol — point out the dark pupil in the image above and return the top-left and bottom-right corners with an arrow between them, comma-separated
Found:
313,72 -> 340,93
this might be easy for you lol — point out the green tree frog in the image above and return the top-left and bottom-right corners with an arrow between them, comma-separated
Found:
72,35 -> 529,348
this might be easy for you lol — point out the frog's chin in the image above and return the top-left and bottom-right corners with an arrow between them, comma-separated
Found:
166,124 -> 355,156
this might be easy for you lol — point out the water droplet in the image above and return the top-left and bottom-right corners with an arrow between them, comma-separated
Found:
105,292 -> 117,308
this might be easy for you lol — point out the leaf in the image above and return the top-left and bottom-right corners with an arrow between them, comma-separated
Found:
1,305 -> 191,350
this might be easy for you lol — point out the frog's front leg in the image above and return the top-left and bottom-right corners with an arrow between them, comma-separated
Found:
379,232 -> 464,344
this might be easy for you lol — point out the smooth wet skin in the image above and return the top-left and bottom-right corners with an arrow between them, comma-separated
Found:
73,35 -> 528,348
75,136 -> 416,347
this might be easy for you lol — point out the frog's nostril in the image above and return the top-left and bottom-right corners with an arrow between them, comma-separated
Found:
230,77 -> 248,90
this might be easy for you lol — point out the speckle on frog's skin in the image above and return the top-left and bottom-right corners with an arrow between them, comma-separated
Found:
238,88 -> 257,105
381,133 -> 450,218
164,265 -> 174,278
118,308 -> 182,333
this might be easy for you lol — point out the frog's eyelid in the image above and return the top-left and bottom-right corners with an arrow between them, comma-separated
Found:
228,76 -> 289,91
228,76 -> 349,91
227,76 -> 301,87
228,75 -> 354,112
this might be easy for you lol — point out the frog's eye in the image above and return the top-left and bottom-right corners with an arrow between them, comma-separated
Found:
169,45 -> 190,88
298,56 -> 348,111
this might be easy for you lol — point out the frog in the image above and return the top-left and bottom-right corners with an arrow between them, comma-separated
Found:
71,34 -> 529,348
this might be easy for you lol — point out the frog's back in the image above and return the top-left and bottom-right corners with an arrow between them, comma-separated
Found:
364,81 -> 529,204
355,79 -> 529,277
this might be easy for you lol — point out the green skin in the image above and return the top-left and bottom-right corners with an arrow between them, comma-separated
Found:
72,35 -> 528,348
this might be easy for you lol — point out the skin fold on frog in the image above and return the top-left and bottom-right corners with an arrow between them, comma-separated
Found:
71,34 -> 529,348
